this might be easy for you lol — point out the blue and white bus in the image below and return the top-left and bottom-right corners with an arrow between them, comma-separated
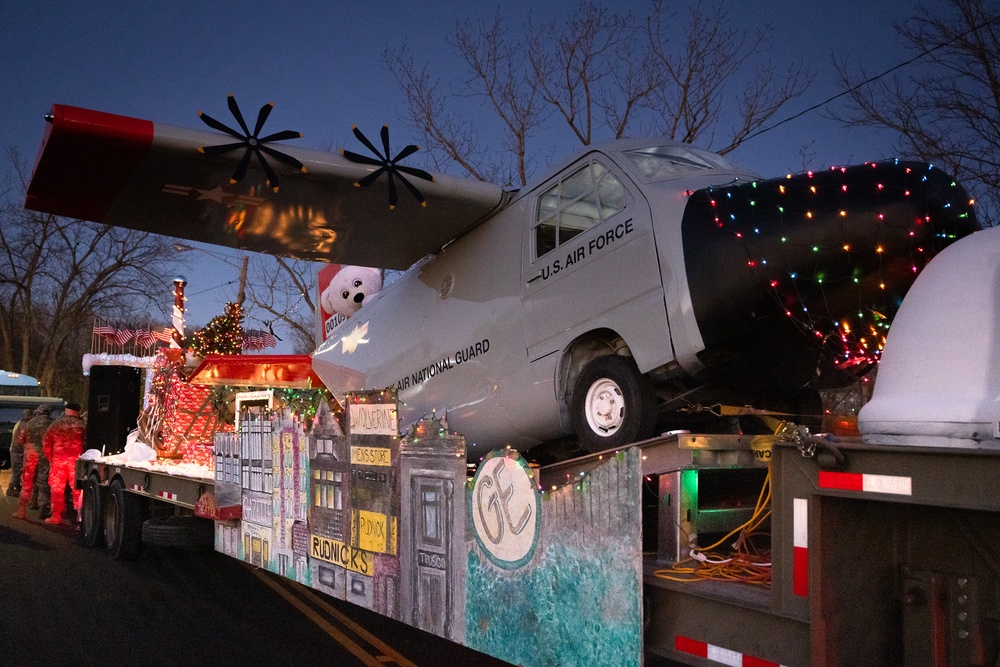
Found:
0,371 -> 64,469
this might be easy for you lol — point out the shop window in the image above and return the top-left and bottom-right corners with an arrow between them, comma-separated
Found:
422,487 -> 442,545
333,472 -> 343,511
534,160 -> 626,259
314,470 -> 344,510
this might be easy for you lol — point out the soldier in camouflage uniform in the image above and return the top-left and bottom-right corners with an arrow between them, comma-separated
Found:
43,402 -> 85,524
13,404 -> 53,520
5,409 -> 32,497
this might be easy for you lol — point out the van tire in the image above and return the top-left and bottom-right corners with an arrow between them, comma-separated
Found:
571,355 -> 656,452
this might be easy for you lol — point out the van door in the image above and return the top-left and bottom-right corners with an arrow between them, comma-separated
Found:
520,154 -> 669,368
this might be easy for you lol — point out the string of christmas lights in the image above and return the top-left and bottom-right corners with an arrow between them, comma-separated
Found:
684,160 -> 978,377
190,301 -> 245,357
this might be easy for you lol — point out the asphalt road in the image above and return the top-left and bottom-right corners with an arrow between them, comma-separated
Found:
0,468 -> 510,667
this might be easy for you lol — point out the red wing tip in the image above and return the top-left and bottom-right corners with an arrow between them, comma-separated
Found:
389,204 -> 396,210
229,178 -> 239,185
197,147 -> 206,154
353,182 -> 361,188
420,201 -> 427,208
351,124 -> 358,130
300,166 -> 308,174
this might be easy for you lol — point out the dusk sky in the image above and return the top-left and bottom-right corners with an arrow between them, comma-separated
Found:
2,0 -> 925,345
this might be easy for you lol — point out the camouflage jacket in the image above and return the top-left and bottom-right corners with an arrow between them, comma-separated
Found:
17,414 -> 53,455
9,418 -> 31,453
43,414 -> 86,460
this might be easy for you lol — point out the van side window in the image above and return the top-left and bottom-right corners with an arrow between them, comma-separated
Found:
534,160 -> 626,260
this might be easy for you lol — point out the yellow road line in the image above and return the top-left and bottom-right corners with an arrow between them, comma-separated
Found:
282,577 -> 419,667
249,566 -> 389,667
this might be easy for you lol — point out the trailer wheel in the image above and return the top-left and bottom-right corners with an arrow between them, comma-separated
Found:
104,479 -> 144,560
571,355 -> 656,452
80,475 -> 104,548
142,515 -> 215,550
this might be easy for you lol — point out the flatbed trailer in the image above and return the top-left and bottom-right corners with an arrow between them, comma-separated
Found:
76,457 -> 216,560
74,423 -> 1000,665
540,433 -> 1000,665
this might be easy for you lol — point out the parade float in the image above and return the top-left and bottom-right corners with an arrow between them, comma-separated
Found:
28,97 -> 998,666
77,276 -> 333,559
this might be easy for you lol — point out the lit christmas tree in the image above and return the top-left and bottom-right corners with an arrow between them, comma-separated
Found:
190,301 -> 244,357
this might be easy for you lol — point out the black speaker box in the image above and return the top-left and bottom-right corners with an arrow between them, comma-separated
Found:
86,365 -> 142,456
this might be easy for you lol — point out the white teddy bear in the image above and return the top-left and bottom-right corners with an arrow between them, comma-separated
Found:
320,265 -> 383,317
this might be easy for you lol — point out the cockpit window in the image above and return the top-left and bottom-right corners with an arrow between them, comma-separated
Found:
622,146 -> 716,180
534,160 -> 626,260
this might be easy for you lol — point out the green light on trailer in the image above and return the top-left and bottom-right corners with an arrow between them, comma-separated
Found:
681,469 -> 699,509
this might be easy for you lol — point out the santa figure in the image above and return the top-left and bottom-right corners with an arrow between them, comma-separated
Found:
42,401 -> 86,525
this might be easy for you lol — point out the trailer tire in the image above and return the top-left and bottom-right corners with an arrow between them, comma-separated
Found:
80,475 -> 104,548
142,515 -> 214,550
571,355 -> 656,452
104,479 -> 144,560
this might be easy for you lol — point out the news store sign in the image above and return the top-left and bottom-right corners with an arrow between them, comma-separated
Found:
471,450 -> 541,570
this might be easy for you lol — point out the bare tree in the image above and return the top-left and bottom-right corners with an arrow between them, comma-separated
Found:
384,0 -> 811,187
644,0 -> 812,155
0,150 -> 177,400
244,256 -> 318,354
832,0 -> 1000,226
385,12 -> 544,187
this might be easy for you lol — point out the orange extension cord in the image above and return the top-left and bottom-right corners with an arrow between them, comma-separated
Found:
653,467 -> 773,586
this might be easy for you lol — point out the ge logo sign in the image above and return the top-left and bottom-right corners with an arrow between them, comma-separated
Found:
471,451 -> 540,569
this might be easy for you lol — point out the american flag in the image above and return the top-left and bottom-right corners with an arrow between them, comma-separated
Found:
93,323 -> 114,339
134,329 -> 156,348
242,329 -> 278,351
93,323 -> 117,346
113,328 -> 134,346
152,327 -> 174,343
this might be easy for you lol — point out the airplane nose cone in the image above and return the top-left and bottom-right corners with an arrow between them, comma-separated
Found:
681,161 -> 979,398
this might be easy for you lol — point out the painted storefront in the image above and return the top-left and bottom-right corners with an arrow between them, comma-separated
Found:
217,390 -> 643,666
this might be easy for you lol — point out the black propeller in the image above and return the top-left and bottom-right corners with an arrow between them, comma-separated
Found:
197,94 -> 305,192
340,125 -> 434,209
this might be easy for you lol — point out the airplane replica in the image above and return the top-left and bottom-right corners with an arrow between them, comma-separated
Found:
25,97 -> 979,458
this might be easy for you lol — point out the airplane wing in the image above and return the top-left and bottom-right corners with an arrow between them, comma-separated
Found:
24,104 -> 506,270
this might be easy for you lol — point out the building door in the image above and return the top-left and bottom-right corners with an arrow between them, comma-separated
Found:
411,475 -> 455,638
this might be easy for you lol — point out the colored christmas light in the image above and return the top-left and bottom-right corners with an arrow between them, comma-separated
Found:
190,301 -> 245,357
681,160 -> 978,376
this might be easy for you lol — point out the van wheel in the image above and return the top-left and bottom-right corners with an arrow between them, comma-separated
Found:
571,355 -> 656,452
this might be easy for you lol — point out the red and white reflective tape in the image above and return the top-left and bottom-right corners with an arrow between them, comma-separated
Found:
158,491 -> 178,501
818,471 -> 912,495
792,497 -> 808,597
675,635 -> 788,667
130,484 -> 144,493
